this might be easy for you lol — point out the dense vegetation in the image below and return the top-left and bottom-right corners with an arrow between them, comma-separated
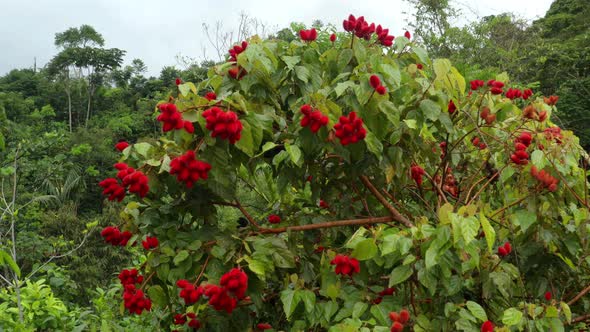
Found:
0,0 -> 589,331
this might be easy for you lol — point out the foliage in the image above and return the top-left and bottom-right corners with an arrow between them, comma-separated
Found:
97,17 -> 590,331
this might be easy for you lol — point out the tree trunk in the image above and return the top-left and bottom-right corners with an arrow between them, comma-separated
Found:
85,85 -> 94,127
66,89 -> 72,132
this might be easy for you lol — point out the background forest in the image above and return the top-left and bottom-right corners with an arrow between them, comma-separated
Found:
0,0 -> 588,330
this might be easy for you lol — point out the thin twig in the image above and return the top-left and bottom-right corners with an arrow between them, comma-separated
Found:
567,283 -> 590,306
193,255 -> 211,286
359,176 -> 414,228
235,200 -> 263,230
257,216 -> 394,234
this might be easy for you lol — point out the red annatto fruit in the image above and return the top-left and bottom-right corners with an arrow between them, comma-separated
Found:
202,107 -> 243,144
118,268 -> 144,286
472,137 -> 480,146
544,291 -> 552,301
479,143 -> 487,150
330,33 -> 336,42
142,236 -> 159,250
538,111 -> 547,122
299,28 -> 318,41
333,111 -> 367,145
257,323 -> 272,330
115,141 -> 129,151
119,231 -> 132,246
373,297 -> 383,304
319,199 -> 329,209
99,178 -> 126,202
480,107 -> 490,120
300,104 -> 329,133
122,285 -> 152,315
379,287 -> 395,296
174,313 -> 187,325
204,284 -> 237,313
498,246 -> 508,257
522,88 -> 533,100
122,170 -> 150,198
544,95 -> 559,106
448,100 -> 457,114
376,85 -> 387,95
481,320 -> 494,332
410,164 -> 426,186
370,75 -> 381,89
391,322 -> 404,332
188,318 -> 201,329
389,311 -> 400,322
518,132 -> 533,146
177,280 -> 204,305
169,150 -> 212,188
219,268 -> 248,299
404,30 -> 411,39
470,80 -> 484,90
417,63 -> 423,70
399,309 -> 410,324
204,92 -> 217,101
503,242 -> 512,254
175,78 -> 182,85
268,214 -> 281,224
157,103 -> 193,133
330,254 -> 360,276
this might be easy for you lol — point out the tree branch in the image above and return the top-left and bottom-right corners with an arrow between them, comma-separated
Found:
359,176 -> 414,227
235,200 -> 263,230
567,283 -> 590,306
258,216 -> 394,234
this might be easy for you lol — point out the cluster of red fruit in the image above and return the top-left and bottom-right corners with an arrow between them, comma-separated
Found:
228,41 -> 248,80
204,91 -> 217,101
334,111 -> 367,145
170,150 -> 212,188
372,287 -> 395,304
299,28 -> 317,41
438,142 -> 447,159
174,313 -> 200,329
202,107 -> 243,144
544,126 -> 563,143
342,15 -> 396,46
142,236 -> 158,250
436,167 -> 459,198
480,107 -> 496,125
118,268 -> 143,285
389,309 -> 410,332
471,136 -> 487,150
300,104 -> 329,133
505,87 -> 533,100
176,268 -> 248,315
510,132 -> 533,165
268,214 -> 281,224
100,226 -> 132,246
157,103 -> 194,133
99,163 -> 149,201
481,320 -> 494,332
544,95 -> 559,106
369,75 -> 387,95
330,254 -> 360,276
531,166 -> 559,192
123,284 -> 152,315
470,80 -> 485,90
523,105 -> 547,122
410,164 -> 426,186
115,141 -> 129,152
497,241 -> 512,257
487,80 -> 504,95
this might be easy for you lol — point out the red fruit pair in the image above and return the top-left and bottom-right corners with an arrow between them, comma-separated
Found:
300,104 -> 329,133
487,80 -> 505,95
122,284 -> 152,315
115,141 -> 129,152
176,279 -> 204,305
330,254 -> 360,276
142,236 -> 158,250
268,214 -> 281,224
480,107 -> 496,124
333,111 -> 367,145
481,320 -> 494,332
497,242 -> 512,257
530,166 -> 559,192
118,268 -> 144,286
157,103 -> 194,133
219,268 -> 248,299
299,28 -> 317,41
101,226 -> 132,246
470,80 -> 485,90
203,284 -> 237,313
375,25 -> 394,46
170,150 -> 212,188
122,170 -> 150,198
202,107 -> 243,144
389,309 -> 410,332
410,164 -> 426,186
228,41 -> 248,62
369,75 -> 387,95
379,287 -> 395,297
471,137 -> 487,150
505,88 -> 523,100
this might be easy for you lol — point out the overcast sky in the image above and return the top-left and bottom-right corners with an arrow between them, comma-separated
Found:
0,0 -> 553,77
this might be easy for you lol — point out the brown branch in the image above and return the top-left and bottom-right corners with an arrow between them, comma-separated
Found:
572,313 -> 590,324
490,195 -> 530,218
359,176 -> 414,228
567,283 -> 590,306
140,271 -> 156,290
193,255 -> 211,286
258,216 -> 394,234
235,200 -> 263,230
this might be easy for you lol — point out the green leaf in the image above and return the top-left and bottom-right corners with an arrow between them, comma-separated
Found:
281,55 -> 301,70
389,265 -> 413,286
0,250 -> 20,277
298,289 -> 316,313
352,302 -> 368,319
511,210 -> 537,233
433,59 -> 452,79
381,64 -> 401,87
531,150 -> 545,168
501,308 -> 523,326
285,143 -> 303,167
335,81 -> 356,97
337,49 -> 353,71
173,250 -> 190,266
420,99 -> 441,121
479,213 -> 495,254
352,239 -> 378,261
178,83 -> 191,96
133,142 -> 152,158
281,289 -> 301,320
295,66 -> 310,83
147,285 -> 167,306
438,203 -> 453,224
403,119 -> 417,129
560,301 -> 572,323
466,301 -> 487,322
248,259 -> 266,278
370,305 -> 390,326
364,131 -> 383,159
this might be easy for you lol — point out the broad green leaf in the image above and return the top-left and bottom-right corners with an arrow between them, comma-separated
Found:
337,49 -> 353,70
352,239 -> 378,261
560,302 -> 572,323
438,203 -> 453,224
352,302 -> 368,319
147,285 -> 167,306
433,59 -> 452,79
502,308 -> 523,326
335,81 -> 356,97
364,131 -> 383,159
298,289 -> 316,313
0,250 -> 20,277
389,265 -> 412,286
173,250 -> 189,266
479,213 -> 495,254
281,289 -> 301,320
466,301 -> 487,322
134,142 -> 152,158
511,210 -> 537,233
295,66 -> 310,83
285,143 -> 303,167
420,99 -> 441,121
178,83 -> 191,96
282,55 -> 301,70
531,150 -> 545,168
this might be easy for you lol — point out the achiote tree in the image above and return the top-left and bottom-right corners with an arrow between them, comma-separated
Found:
98,14 -> 590,331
